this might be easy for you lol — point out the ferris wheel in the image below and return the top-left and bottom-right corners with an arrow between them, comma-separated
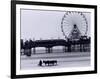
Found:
61,11 -> 88,40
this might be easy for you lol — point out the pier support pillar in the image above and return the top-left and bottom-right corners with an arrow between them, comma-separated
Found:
33,47 -> 36,54
46,47 -> 52,53
63,46 -> 67,52
68,45 -> 71,52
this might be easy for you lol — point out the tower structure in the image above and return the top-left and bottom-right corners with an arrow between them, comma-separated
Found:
68,24 -> 81,41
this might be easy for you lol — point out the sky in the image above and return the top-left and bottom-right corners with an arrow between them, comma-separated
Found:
21,9 -> 90,41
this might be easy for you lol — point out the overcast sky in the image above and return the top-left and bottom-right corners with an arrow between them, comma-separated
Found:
21,9 -> 90,41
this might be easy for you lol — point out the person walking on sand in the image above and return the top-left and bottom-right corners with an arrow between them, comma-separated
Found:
38,60 -> 42,66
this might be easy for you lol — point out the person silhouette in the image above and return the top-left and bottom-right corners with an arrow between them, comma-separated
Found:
38,60 -> 42,66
